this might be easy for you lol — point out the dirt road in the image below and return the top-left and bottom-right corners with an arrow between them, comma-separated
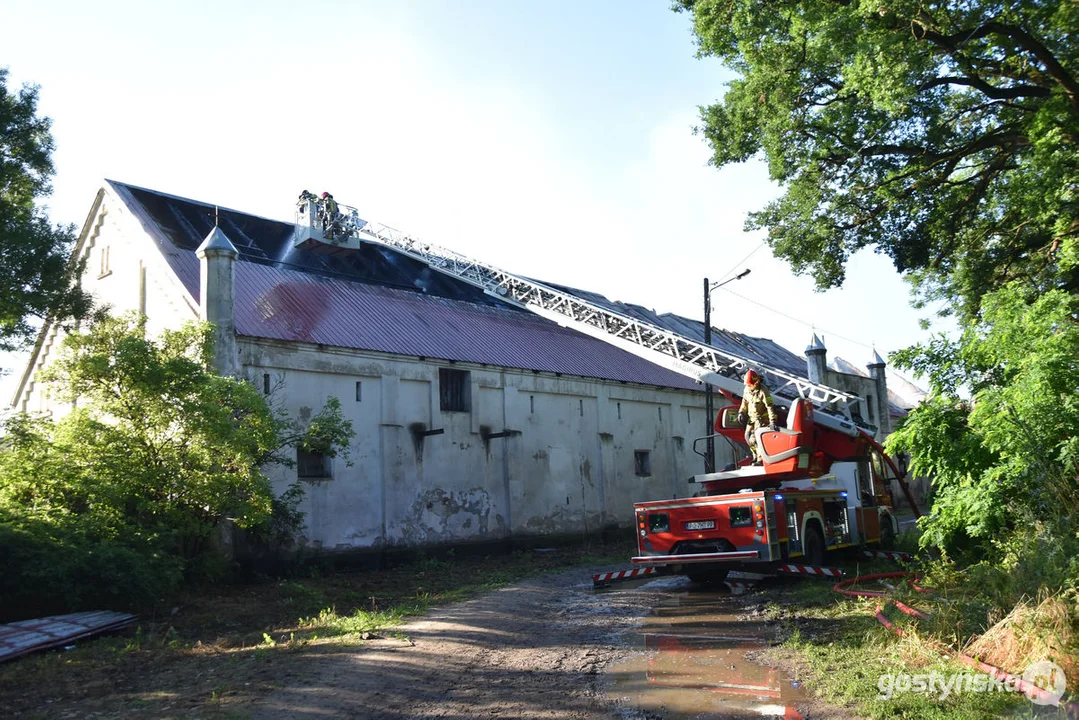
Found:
246,565 -> 849,720
4,558 -> 852,718
250,566 -> 668,719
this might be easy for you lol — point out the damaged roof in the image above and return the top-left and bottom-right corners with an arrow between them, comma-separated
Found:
108,181 -> 501,307
106,180 -> 853,394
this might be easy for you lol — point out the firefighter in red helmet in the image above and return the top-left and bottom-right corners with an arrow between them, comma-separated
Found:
318,191 -> 340,234
737,369 -> 778,464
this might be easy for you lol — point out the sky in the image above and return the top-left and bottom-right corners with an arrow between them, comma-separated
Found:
2,0 -> 943,404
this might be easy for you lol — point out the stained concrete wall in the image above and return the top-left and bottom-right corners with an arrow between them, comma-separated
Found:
12,189 -> 735,553
241,338 -> 725,551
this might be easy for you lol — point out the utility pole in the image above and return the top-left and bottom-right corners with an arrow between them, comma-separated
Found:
703,269 -> 751,474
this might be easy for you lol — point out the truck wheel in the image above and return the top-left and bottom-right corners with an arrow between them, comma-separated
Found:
804,525 -> 826,566
880,515 -> 896,549
686,568 -> 730,584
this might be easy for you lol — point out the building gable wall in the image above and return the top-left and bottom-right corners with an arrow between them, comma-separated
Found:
16,192 -> 198,414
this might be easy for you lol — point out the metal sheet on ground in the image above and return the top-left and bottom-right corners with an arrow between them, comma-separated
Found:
0,611 -> 136,663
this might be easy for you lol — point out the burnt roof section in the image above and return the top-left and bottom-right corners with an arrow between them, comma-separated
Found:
107,180 -> 508,308
234,262 -> 700,390
105,180 -> 828,392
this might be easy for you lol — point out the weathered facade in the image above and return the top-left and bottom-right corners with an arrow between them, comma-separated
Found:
806,334 -> 893,435
13,181 -> 903,552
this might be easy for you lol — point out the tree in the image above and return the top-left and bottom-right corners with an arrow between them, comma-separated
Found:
885,278 -> 1079,605
0,316 -> 354,616
0,68 -> 92,351
676,0 -> 1078,321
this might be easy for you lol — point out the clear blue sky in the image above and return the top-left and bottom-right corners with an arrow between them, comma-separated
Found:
3,0 -> 943,402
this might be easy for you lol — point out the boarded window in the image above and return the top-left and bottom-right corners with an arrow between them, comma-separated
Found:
634,450 -> 652,477
298,448 -> 330,479
439,368 -> 471,412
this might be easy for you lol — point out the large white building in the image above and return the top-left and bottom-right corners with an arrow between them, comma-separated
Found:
13,181 -> 909,554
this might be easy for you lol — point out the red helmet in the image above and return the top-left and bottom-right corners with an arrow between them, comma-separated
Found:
321,191 -> 330,198
744,369 -> 760,386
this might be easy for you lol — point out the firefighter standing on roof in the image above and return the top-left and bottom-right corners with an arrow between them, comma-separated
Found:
738,370 -> 778,464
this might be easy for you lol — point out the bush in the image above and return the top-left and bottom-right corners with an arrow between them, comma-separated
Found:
0,316 -> 353,620
0,508 -> 183,618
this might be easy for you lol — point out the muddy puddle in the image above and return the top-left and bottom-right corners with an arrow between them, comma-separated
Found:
609,584 -> 807,719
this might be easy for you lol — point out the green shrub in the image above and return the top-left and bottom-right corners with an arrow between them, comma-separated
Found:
0,316 -> 353,619
0,508 -> 183,618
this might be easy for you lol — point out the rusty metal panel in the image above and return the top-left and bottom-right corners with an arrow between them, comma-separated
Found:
0,611 -> 136,663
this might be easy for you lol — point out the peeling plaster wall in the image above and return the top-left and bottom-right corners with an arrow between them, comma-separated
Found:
240,339 -> 723,552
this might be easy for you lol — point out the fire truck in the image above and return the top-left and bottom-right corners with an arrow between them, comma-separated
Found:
295,196 -> 919,581
631,395 -> 915,582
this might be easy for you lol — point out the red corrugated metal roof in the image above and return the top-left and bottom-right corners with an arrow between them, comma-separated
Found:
105,180 -> 840,394
235,262 -> 700,389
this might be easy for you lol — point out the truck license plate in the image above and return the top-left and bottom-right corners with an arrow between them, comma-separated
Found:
685,520 -> 716,531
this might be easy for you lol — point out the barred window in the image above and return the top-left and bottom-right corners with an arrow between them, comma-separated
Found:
439,368 -> 471,412
298,448 -> 330,479
634,450 -> 652,477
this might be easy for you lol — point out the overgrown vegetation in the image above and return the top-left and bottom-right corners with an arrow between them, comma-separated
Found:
0,315 -> 354,619
752,548 -> 1061,718
675,0 -> 1077,322
886,281 -> 1079,684
678,0 -> 1079,708
0,541 -> 628,718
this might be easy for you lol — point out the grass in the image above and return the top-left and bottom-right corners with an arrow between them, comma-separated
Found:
0,539 -> 630,719
757,536 -> 1070,719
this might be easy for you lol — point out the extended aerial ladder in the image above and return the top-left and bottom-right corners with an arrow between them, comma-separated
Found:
294,197 -> 865,437
295,195 -> 922,515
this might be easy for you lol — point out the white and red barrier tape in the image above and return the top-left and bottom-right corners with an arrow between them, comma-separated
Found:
725,581 -> 756,591
592,567 -> 659,585
776,564 -> 845,578
861,549 -> 913,562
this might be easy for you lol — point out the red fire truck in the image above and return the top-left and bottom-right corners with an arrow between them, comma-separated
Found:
325,198 -> 919,582
631,396 -> 915,582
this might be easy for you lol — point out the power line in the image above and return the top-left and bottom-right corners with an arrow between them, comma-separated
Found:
717,286 -> 878,351
715,241 -> 766,283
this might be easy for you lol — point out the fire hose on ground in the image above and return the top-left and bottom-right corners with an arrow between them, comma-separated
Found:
833,571 -> 1077,715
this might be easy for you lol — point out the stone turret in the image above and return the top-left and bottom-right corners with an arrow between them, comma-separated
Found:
867,349 -> 889,435
805,333 -> 827,385
196,226 -> 240,376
